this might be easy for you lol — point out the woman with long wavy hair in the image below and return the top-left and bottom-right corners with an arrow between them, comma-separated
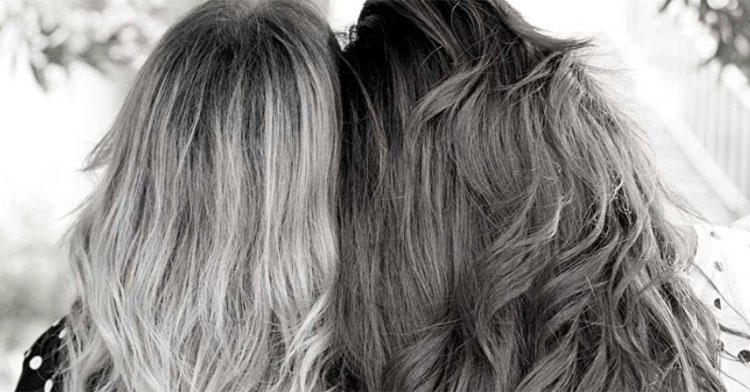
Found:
16,0 -> 750,391
16,0 -> 342,391
334,0 -> 750,391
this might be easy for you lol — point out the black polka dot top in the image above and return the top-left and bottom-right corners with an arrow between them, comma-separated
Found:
14,317 -> 66,392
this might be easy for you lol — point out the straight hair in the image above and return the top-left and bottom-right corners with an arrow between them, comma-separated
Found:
62,1 -> 342,390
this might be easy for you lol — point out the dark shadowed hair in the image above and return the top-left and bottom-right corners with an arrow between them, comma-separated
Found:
335,0 -> 724,391
63,0 -> 342,390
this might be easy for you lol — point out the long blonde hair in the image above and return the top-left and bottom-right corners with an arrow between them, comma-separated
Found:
63,1 -> 341,390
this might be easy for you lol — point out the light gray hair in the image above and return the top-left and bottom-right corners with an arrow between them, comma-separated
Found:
62,0 -> 341,390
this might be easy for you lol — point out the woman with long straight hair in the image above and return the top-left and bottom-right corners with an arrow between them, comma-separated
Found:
335,0 -> 750,391
16,0 -> 342,391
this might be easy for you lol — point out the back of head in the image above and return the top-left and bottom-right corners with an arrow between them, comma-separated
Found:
337,1 -> 723,391
64,1 -> 341,391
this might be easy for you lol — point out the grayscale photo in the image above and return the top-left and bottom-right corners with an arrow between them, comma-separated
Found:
1,0 -> 749,390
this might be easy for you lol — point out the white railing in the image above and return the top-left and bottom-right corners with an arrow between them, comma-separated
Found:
624,0 -> 750,217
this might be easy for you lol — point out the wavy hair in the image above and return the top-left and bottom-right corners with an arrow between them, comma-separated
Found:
62,0 -> 341,390
335,0 -> 724,391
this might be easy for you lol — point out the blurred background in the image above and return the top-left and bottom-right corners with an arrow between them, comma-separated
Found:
1,0 -> 749,388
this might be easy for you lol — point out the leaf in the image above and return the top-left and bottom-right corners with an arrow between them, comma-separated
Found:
43,43 -> 73,68
30,63 -> 49,92
698,0 -> 709,22
79,41 -> 111,72
660,0 -> 675,13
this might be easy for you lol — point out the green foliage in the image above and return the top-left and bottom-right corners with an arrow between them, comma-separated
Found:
662,0 -> 750,79
0,0 -> 170,90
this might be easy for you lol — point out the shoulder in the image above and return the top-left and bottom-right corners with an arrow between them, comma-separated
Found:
690,222 -> 750,312
691,222 -> 750,283
688,221 -> 750,390
15,317 -> 67,392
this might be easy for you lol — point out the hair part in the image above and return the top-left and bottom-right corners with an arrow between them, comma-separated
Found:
63,1 -> 342,390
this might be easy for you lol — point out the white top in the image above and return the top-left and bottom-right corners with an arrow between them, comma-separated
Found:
689,221 -> 750,391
